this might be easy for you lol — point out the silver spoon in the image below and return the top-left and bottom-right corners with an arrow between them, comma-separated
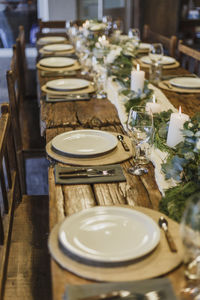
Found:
158,216 -> 177,252
117,135 -> 130,151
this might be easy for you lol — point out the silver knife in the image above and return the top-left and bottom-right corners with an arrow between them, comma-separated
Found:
59,173 -> 113,179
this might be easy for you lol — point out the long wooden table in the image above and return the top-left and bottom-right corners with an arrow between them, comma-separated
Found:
38,46 -> 200,300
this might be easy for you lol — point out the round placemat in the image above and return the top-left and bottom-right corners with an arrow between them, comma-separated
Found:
46,132 -> 132,165
134,59 -> 180,70
36,60 -> 81,72
42,82 -> 95,95
48,206 -> 183,282
158,80 -> 200,93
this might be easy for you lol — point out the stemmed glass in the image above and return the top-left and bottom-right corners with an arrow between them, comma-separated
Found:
126,107 -> 154,175
180,192 -> 200,299
149,43 -> 164,64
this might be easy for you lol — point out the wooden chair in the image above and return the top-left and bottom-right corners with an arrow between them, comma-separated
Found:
0,103 -> 21,299
143,24 -> 177,58
0,105 -> 51,300
177,40 -> 200,76
16,25 -> 37,100
7,45 -> 46,194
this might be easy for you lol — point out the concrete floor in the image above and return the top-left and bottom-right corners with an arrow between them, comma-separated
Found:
0,48 -> 49,196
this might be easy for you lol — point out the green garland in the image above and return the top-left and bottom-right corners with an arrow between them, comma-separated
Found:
90,37 -> 200,222
159,113 -> 200,222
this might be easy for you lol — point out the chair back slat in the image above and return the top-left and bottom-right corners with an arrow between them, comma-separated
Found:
178,40 -> 200,75
143,24 -> 177,58
6,70 -> 26,194
16,25 -> 27,100
0,103 -> 21,299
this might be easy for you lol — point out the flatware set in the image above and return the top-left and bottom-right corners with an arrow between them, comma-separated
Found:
58,168 -> 115,179
80,289 -> 164,300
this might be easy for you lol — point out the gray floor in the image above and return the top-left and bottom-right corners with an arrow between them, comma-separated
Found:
0,48 -> 49,195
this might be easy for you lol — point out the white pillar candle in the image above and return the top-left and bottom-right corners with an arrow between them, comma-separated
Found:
131,64 -> 145,93
146,95 -> 162,114
166,107 -> 189,148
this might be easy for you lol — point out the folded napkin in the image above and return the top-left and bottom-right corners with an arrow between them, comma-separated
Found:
63,278 -> 177,300
54,164 -> 126,185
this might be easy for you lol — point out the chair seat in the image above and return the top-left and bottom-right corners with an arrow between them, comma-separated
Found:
4,195 -> 52,300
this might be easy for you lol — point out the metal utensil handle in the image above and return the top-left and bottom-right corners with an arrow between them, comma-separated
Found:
165,230 -> 177,252
121,140 -> 130,151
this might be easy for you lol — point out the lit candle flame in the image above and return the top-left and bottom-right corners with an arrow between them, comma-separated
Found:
136,64 -> 140,71
179,106 -> 182,115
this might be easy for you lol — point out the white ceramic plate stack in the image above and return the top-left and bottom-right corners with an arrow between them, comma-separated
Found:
58,206 -> 160,263
141,55 -> 176,65
51,129 -> 118,157
42,43 -> 73,52
39,57 -> 76,68
169,77 -> 200,89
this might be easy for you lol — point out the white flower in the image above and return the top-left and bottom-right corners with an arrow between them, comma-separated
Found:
104,46 -> 122,64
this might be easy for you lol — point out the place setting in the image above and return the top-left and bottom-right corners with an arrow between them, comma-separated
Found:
37,56 -> 81,72
158,76 -> 200,93
48,205 -> 183,282
136,54 -> 180,69
39,43 -> 75,56
41,78 -> 96,102
135,43 -> 179,70
46,129 -> 133,165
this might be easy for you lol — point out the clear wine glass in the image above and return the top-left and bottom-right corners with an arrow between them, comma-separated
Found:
149,43 -> 164,64
126,107 -> 154,175
180,192 -> 200,299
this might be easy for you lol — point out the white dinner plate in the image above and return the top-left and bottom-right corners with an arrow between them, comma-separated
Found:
39,57 -> 76,68
139,43 -> 151,50
42,43 -> 73,52
58,206 -> 160,263
141,55 -> 176,65
46,78 -> 89,91
38,36 -> 66,45
51,129 -> 118,157
169,77 -> 200,89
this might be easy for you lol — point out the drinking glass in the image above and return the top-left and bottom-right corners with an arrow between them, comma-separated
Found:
126,107 -> 154,175
149,43 -> 164,64
149,43 -> 164,83
93,66 -> 107,99
180,192 -> 200,299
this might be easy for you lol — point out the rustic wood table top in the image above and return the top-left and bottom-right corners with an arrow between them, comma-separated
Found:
37,43 -> 200,300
